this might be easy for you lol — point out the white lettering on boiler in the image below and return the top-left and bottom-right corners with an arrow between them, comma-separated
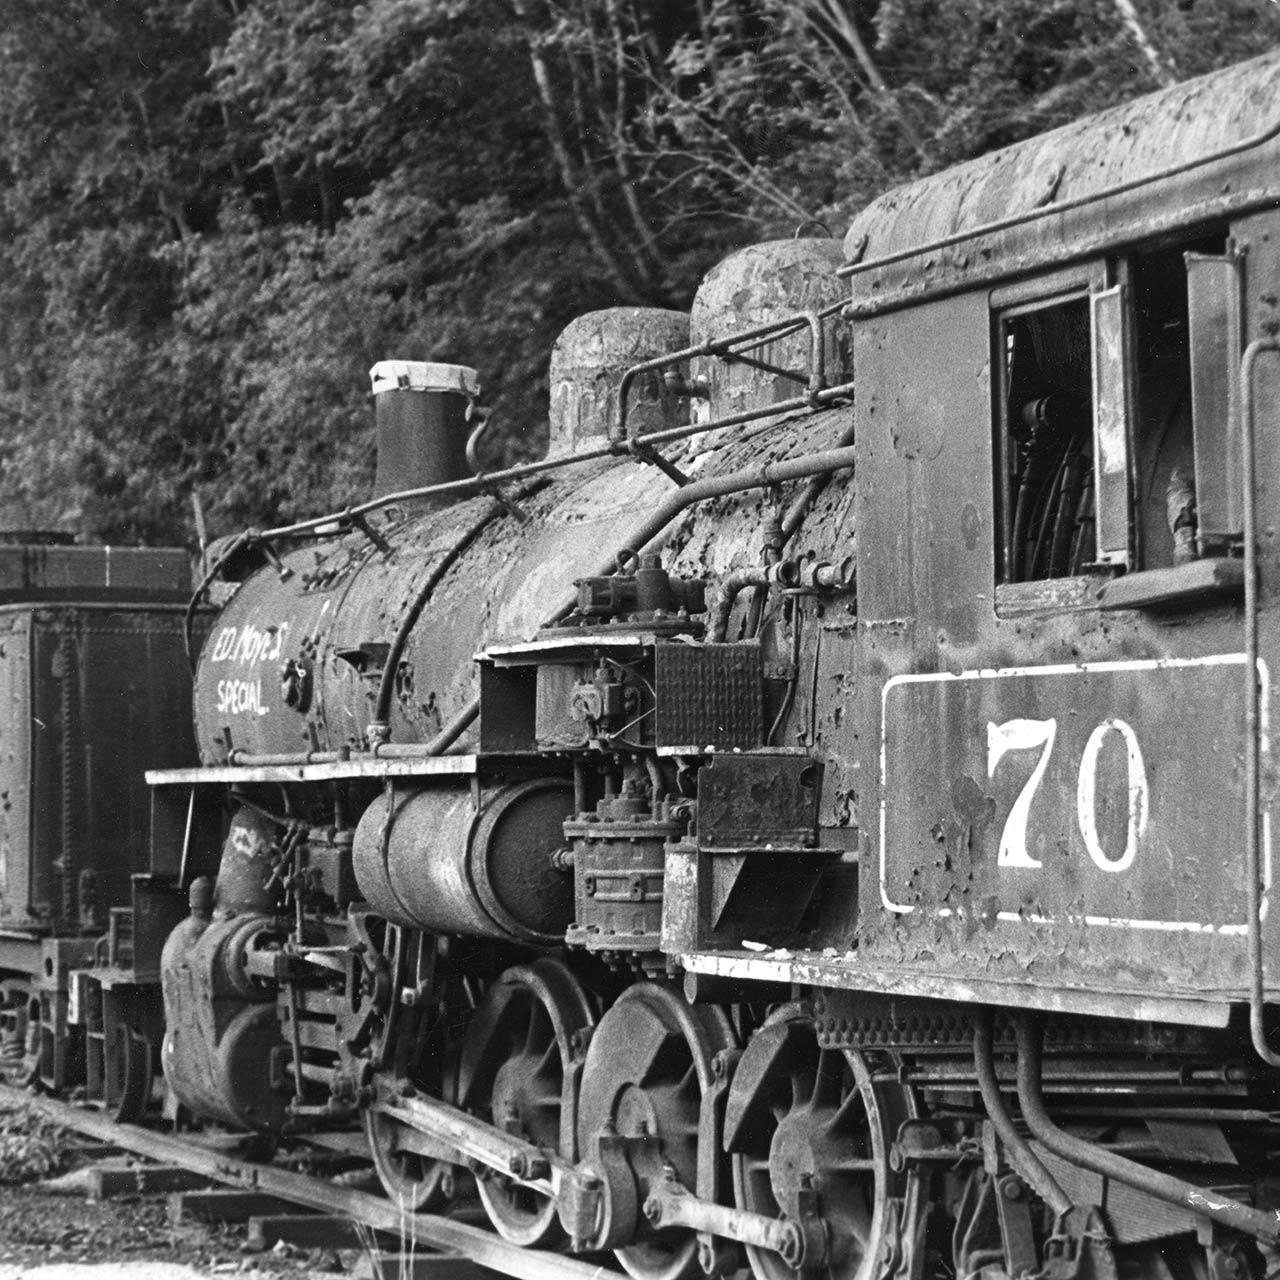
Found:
209,622 -> 289,666
216,678 -> 270,717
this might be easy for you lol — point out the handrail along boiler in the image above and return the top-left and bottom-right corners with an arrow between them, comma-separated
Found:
143,52 -> 1280,1280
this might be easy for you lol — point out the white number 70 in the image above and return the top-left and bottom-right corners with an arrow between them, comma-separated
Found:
987,717 -> 1149,872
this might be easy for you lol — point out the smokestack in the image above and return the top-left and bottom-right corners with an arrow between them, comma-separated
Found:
369,361 -> 480,505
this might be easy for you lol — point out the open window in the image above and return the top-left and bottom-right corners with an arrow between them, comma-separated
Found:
993,267 -> 1105,588
992,233 -> 1244,611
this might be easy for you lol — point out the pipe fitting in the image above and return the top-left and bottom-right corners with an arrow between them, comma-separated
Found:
1014,1015 -> 1280,1246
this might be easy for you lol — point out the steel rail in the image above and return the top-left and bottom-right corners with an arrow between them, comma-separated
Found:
0,1083 -> 622,1280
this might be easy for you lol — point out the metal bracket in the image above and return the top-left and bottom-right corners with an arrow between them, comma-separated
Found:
465,405 -> 529,521
628,437 -> 690,486
994,1174 -> 1039,1280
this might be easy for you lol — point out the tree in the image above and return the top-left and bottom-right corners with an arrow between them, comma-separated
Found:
2,0 -> 1280,544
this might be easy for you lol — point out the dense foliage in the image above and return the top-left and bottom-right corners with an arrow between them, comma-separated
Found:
0,0 -> 1277,544
0,1101 -> 65,1183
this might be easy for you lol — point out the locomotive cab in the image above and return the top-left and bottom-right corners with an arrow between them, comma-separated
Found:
826,57 -> 1280,1029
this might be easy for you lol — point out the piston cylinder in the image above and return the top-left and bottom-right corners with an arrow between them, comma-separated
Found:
160,911 -> 290,1132
352,779 -> 574,945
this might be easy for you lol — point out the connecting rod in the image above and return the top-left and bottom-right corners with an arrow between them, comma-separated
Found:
372,1082 -> 815,1264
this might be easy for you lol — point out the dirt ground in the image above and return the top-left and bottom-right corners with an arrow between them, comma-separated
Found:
0,1180 -> 360,1278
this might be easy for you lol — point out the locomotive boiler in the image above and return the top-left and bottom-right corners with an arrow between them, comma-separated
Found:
148,49 -> 1280,1280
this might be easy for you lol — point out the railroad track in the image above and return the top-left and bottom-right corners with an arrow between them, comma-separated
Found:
0,1084 -> 622,1280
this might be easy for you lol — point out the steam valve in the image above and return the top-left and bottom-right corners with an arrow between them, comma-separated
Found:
572,551 -> 708,623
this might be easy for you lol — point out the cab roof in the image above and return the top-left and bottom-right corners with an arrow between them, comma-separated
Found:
843,51 -> 1280,315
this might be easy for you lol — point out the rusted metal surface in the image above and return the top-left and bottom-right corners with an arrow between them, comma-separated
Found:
370,361 -> 477,503
0,603 -> 193,933
122,59 -> 1280,1280
653,641 -> 762,750
0,544 -> 189,601
147,754 -> 478,785
160,909 -> 291,1130
1014,1017 -> 1280,1245
696,752 -> 822,851
195,414 -> 858,768
844,51 -> 1280,311
549,308 -> 689,455
689,240 -> 849,430
564,795 -> 680,954
878,657 -> 1252,990
676,949 -> 1234,1028
352,780 -> 574,943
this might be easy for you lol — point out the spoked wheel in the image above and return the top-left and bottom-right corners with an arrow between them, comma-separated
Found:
364,924 -> 458,1213
725,1004 -> 914,1280
113,1027 -> 153,1123
458,956 -> 596,1247
364,1101 -> 458,1212
577,982 -> 737,1280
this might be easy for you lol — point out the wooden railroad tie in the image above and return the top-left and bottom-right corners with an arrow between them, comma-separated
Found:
168,1189 -> 304,1226
246,1214 -> 400,1251
86,1163 -> 213,1199
350,1252 -> 506,1280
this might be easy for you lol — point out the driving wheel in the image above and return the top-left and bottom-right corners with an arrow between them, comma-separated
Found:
725,1004 -> 915,1280
577,981 -> 737,1280
457,956 -> 596,1247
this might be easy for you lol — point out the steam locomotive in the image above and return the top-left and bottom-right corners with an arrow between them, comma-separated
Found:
15,46 -> 1280,1280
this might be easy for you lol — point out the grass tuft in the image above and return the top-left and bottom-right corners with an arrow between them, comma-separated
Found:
0,1100 -> 67,1183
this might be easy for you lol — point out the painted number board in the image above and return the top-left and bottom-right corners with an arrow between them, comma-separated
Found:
879,655 -> 1267,935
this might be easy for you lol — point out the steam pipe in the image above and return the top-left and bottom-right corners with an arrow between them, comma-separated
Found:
709,559 -> 851,644
742,416 -> 859,638
227,749 -> 340,767
1013,1015 -> 1280,1245
547,443 -> 859,630
972,1009 -> 1072,1217
184,531 -> 252,673
417,444 -> 857,755
708,564 -> 805,643
1241,338 -> 1280,1066
250,379 -> 855,546
368,498 -> 505,745
373,703 -> 479,758
711,567 -> 770,643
